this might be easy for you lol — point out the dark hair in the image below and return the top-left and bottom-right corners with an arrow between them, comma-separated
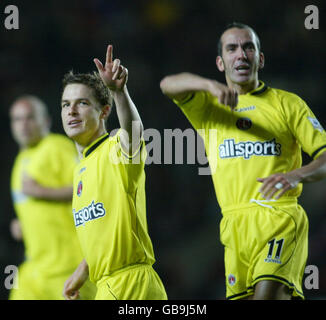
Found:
217,22 -> 261,56
62,70 -> 113,108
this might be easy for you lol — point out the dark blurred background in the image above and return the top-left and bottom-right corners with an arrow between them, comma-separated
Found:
0,0 -> 325,300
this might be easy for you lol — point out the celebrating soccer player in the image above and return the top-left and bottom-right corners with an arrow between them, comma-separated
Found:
9,95 -> 96,300
160,22 -> 326,300
61,45 -> 167,300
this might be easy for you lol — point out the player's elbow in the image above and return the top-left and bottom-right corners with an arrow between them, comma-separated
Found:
160,76 -> 170,95
160,73 -> 191,97
160,73 -> 180,89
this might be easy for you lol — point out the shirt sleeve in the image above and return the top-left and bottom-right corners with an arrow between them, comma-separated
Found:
173,91 -> 215,132
107,131 -> 147,193
283,95 -> 326,159
26,136 -> 78,187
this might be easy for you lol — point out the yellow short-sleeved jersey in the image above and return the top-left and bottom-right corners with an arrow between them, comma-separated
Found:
175,81 -> 326,211
11,133 -> 84,275
72,132 -> 156,284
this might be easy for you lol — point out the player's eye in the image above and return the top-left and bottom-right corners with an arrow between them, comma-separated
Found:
61,102 -> 69,108
227,46 -> 236,52
79,100 -> 89,106
244,43 -> 255,51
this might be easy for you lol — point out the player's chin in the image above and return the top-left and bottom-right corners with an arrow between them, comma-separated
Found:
232,73 -> 252,83
64,127 -> 83,140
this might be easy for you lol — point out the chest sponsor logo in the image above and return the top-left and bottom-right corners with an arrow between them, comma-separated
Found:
219,138 -> 281,159
73,201 -> 106,227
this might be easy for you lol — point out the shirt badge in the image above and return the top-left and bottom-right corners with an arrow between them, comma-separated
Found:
236,117 -> 252,130
77,181 -> 83,197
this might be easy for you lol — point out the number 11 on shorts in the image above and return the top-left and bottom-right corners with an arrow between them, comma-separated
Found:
265,238 -> 284,264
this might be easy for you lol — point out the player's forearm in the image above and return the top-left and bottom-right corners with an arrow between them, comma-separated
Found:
64,259 -> 89,299
22,180 -> 73,201
160,72 -> 213,101
111,86 -> 144,154
76,259 -> 89,282
39,186 -> 73,201
292,152 -> 326,183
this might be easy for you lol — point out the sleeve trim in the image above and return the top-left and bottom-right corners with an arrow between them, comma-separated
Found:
118,133 -> 144,160
311,145 -> 326,159
175,93 -> 195,106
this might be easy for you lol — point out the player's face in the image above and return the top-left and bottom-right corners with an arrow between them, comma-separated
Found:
10,101 -> 45,148
217,28 -> 264,87
61,83 -> 105,146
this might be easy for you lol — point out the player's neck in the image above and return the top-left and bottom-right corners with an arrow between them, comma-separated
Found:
228,79 -> 260,95
20,133 -> 48,150
75,128 -> 107,159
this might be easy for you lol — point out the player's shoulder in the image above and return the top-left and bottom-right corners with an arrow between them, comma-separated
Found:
39,133 -> 76,155
42,133 -> 74,146
267,86 -> 304,104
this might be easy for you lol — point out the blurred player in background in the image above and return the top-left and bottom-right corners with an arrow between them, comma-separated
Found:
61,45 -> 167,300
160,22 -> 326,299
9,95 -> 96,300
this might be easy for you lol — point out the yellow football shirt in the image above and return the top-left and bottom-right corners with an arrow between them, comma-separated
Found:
11,133 -> 84,276
72,132 -> 156,284
175,81 -> 326,212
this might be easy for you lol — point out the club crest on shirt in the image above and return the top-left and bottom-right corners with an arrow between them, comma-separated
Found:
228,274 -> 236,286
77,181 -> 83,197
236,117 -> 252,130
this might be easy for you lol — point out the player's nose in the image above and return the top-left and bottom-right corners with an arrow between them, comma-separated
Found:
68,102 -> 79,115
237,47 -> 247,59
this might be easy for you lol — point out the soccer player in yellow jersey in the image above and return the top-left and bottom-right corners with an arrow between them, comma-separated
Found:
160,22 -> 326,300
61,45 -> 167,300
9,95 -> 96,300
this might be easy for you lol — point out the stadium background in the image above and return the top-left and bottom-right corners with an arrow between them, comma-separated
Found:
0,0 -> 325,299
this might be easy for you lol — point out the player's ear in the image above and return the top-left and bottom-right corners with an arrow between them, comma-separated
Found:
100,105 -> 111,120
259,52 -> 265,69
216,56 -> 225,72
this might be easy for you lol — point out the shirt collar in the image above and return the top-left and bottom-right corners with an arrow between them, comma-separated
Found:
82,133 -> 109,158
248,80 -> 268,95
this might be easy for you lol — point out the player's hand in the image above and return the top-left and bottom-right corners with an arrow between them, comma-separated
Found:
94,44 -> 128,91
22,173 -> 41,197
63,259 -> 89,300
63,274 -> 81,300
10,219 -> 22,241
257,173 -> 300,200
207,80 -> 238,110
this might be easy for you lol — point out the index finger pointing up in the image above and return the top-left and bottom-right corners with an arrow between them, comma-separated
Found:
106,44 -> 113,65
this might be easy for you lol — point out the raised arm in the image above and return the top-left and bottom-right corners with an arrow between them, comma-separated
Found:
160,72 -> 238,108
94,45 -> 143,155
